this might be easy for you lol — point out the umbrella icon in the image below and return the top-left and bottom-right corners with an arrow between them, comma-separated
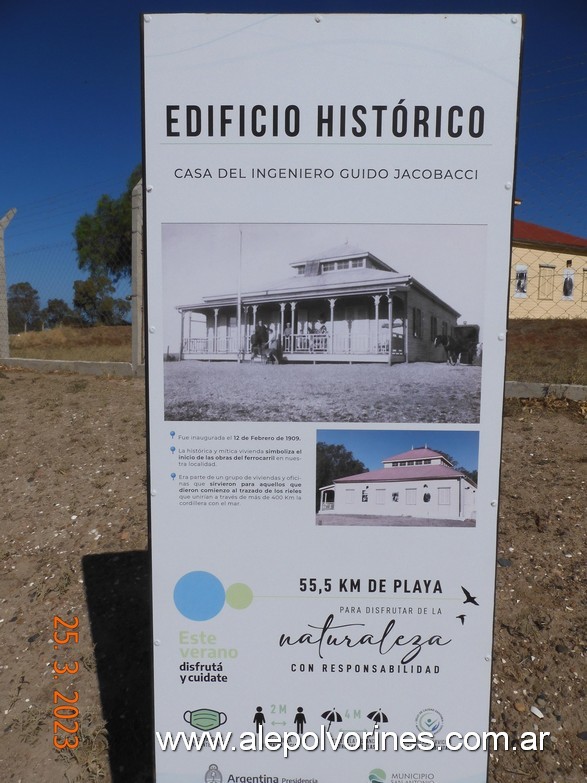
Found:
321,708 -> 342,733
367,708 -> 388,726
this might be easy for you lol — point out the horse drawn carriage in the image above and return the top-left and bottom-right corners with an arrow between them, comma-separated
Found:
435,324 -> 480,365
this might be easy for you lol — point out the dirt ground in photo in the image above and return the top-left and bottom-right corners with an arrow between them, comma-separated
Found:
315,514 -> 476,527
164,361 -> 482,422
0,369 -> 585,782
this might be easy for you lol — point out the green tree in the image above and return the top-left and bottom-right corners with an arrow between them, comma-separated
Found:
435,449 -> 478,486
73,275 -> 131,326
7,282 -> 41,333
41,298 -> 77,329
316,442 -> 367,511
73,164 -> 142,283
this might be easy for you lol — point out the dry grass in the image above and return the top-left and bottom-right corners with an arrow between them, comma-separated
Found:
506,318 -> 587,385
6,319 -> 587,386
9,325 -> 131,362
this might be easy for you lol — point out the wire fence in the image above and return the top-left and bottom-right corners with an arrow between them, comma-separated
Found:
1,178 -> 143,366
1,186 -> 585,376
4,240 -> 134,363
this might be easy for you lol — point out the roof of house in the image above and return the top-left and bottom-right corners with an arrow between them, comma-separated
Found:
289,246 -> 395,272
334,464 -> 467,483
177,248 -> 461,317
382,447 -> 447,463
513,219 -> 587,251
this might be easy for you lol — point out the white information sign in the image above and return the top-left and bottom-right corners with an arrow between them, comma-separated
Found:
143,14 -> 522,783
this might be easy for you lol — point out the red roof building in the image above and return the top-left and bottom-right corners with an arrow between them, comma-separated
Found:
510,219 -> 587,319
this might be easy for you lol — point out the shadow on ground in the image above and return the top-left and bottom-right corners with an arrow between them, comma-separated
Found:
82,551 -> 153,783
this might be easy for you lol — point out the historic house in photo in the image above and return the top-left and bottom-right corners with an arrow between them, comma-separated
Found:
176,246 -> 463,363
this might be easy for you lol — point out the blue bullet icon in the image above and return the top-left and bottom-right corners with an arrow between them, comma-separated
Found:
171,473 -> 176,480
170,431 -> 176,439
170,446 -> 176,453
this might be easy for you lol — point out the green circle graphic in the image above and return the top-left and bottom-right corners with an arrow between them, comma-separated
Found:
226,582 -> 253,610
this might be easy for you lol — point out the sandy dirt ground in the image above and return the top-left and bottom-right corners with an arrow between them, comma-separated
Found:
0,369 -> 585,782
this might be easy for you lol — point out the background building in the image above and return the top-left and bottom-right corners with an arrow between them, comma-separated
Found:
510,219 -> 587,319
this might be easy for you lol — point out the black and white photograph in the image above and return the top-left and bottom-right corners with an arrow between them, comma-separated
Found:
162,223 -> 485,423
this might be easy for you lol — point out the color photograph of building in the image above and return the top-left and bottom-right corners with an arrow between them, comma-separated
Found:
316,430 -> 478,527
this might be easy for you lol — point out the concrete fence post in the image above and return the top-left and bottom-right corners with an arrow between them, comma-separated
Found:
0,208 -> 17,359
131,181 -> 144,371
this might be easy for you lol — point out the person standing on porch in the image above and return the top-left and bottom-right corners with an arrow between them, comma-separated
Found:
284,322 -> 292,352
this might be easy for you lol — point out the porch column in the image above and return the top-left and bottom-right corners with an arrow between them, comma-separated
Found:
179,310 -> 185,360
290,301 -> 297,350
404,292 -> 409,363
386,291 -> 393,365
328,298 -> 336,354
243,306 -> 250,352
279,302 -> 286,340
373,295 -> 381,354
213,308 -> 219,353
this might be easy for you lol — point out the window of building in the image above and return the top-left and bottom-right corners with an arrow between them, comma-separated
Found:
337,260 -> 350,270
438,487 -> 451,505
562,261 -> 574,300
322,261 -> 335,272
345,488 -> 355,504
538,265 -> 554,300
430,315 -> 438,341
582,269 -> 587,302
412,308 -> 422,338
376,488 -> 385,505
406,488 -> 417,505
514,264 -> 528,297
352,258 -> 365,268
441,321 -> 448,338
297,265 -> 306,275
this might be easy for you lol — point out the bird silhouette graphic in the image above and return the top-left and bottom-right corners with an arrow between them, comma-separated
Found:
456,614 -> 466,625
461,586 -> 479,606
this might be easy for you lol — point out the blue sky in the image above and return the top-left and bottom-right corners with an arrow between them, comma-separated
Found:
2,0 -> 586,308
317,429 -> 479,472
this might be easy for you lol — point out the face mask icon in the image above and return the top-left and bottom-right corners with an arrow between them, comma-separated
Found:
184,708 -> 227,731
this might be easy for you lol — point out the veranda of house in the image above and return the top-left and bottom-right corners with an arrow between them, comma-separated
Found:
176,248 -> 462,363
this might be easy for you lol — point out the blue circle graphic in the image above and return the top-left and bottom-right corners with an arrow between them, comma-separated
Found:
174,571 -> 225,621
